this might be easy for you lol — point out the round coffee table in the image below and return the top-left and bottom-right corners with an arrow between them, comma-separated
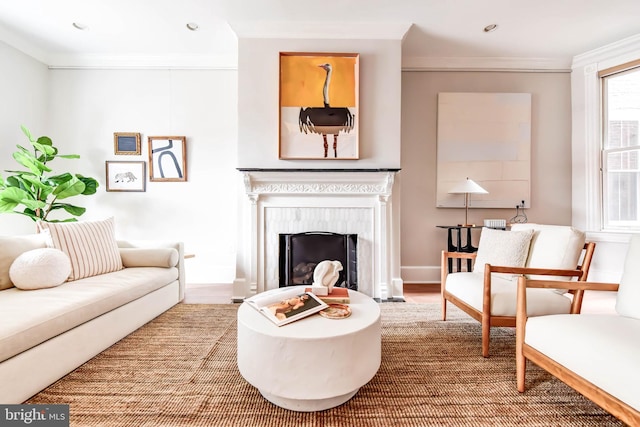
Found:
237,287 -> 381,412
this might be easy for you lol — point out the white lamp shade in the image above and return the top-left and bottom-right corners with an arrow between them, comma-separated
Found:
448,178 -> 488,195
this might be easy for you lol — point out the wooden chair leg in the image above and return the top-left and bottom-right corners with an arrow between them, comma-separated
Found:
482,320 -> 490,357
441,298 -> 447,321
517,352 -> 526,392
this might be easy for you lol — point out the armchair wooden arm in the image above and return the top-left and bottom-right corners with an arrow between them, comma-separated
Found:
442,242 -> 597,357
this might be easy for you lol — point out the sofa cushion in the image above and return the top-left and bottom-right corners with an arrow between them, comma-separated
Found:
0,234 -> 47,290
525,314 -> 640,410
119,247 -> 179,268
472,227 -> 534,277
616,234 -> 640,320
446,272 -> 571,317
37,217 -> 123,281
9,248 -> 71,290
0,266 -> 179,363
510,223 -> 586,281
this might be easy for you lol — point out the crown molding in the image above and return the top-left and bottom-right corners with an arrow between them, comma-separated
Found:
572,32 -> 640,70
45,53 -> 238,70
402,56 -> 571,72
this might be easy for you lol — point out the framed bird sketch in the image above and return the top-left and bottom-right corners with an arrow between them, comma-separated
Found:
148,136 -> 187,182
105,161 -> 146,192
279,52 -> 359,160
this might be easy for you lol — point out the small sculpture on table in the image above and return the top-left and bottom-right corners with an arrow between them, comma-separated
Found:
310,260 -> 343,295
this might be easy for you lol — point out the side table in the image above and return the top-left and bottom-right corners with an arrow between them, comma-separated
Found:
436,225 -> 483,273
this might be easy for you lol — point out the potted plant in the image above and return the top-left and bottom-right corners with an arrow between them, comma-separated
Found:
0,125 -> 99,222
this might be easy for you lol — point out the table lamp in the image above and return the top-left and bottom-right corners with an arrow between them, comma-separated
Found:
448,177 -> 488,226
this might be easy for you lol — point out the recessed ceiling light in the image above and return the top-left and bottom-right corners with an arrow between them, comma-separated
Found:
72,22 -> 88,31
483,24 -> 498,33
186,22 -> 199,31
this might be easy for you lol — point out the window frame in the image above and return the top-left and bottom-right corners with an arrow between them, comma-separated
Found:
599,60 -> 640,231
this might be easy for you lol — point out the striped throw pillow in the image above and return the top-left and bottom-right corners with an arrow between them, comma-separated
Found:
37,217 -> 123,281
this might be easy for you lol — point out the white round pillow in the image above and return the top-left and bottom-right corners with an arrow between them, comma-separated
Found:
9,248 -> 71,290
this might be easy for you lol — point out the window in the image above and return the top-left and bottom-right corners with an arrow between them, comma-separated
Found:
601,62 -> 640,230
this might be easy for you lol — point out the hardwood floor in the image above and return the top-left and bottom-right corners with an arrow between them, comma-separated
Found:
183,282 -> 617,314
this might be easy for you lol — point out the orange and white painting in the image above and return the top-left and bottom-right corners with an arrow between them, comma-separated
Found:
279,52 -> 359,160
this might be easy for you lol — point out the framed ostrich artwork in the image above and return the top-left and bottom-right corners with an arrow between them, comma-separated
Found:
279,52 -> 359,160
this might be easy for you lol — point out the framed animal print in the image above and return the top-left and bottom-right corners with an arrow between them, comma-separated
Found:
105,161 -> 146,192
279,52 -> 359,160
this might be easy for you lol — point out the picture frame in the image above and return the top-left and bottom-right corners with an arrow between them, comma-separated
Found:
279,52 -> 359,160
113,132 -> 141,155
148,136 -> 187,182
105,161 -> 146,192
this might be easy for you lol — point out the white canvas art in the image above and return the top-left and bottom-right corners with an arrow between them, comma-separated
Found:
436,92 -> 531,209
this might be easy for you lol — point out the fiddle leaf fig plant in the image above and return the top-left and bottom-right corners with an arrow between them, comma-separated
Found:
0,125 -> 99,222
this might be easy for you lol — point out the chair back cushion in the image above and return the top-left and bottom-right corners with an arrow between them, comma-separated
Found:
510,223 -> 586,281
616,234 -> 640,320
472,227 -> 534,278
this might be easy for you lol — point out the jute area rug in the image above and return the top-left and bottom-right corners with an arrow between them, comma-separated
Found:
27,303 -> 622,427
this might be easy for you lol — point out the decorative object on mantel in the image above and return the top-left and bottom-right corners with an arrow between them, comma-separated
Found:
113,132 -> 141,155
448,177 -> 488,226
148,136 -> 187,182
279,52 -> 359,160
0,125 -> 99,222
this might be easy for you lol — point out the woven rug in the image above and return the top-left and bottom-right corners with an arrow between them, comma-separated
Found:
27,303 -> 622,426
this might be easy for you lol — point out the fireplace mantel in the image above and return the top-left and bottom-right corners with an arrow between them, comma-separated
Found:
233,169 -> 403,301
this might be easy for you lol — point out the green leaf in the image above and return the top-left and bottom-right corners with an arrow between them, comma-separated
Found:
52,177 -> 86,199
20,125 -> 35,143
78,175 -> 99,195
57,154 -> 81,159
0,187 -> 44,212
50,203 -> 86,216
36,136 -> 53,147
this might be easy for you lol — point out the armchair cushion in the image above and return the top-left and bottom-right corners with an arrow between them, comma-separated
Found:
616,234 -> 640,320
446,272 -> 571,316
472,227 -> 534,278
510,223 -> 585,281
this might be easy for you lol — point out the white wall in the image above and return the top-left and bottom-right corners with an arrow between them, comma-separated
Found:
0,42 -> 49,233
237,38 -> 402,168
570,34 -> 640,282
1,64 -> 239,284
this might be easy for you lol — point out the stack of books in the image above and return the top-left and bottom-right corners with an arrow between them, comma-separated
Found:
305,287 -> 350,304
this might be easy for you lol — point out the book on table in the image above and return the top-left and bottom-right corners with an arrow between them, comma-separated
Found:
245,287 -> 329,326
305,287 -> 350,304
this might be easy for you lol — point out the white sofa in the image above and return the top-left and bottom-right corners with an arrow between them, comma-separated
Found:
516,234 -> 640,426
442,224 -> 595,357
0,225 -> 185,404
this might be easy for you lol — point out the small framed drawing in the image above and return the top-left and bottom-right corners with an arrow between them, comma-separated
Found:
114,132 -> 141,155
148,136 -> 187,182
105,161 -> 146,192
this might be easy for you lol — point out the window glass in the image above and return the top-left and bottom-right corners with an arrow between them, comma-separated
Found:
602,67 -> 640,230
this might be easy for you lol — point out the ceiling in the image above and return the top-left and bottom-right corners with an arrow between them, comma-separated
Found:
1,0 -> 639,70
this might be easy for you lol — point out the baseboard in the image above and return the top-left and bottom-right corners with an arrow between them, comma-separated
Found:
401,266 -> 441,284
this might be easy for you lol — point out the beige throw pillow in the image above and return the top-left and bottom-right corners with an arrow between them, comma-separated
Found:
37,217 -> 123,281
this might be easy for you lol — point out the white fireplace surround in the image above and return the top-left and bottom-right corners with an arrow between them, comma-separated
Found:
233,169 -> 403,301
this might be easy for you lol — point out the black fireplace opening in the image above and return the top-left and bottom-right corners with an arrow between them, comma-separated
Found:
279,232 -> 357,290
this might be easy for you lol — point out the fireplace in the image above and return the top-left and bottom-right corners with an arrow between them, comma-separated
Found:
234,169 -> 403,300
279,232 -> 357,289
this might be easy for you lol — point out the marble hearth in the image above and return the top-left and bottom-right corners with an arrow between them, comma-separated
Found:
233,169 -> 403,301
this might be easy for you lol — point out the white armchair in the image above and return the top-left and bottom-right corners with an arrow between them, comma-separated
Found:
441,224 -> 595,357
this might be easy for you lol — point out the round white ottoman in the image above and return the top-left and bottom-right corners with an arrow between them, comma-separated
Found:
237,287 -> 381,412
